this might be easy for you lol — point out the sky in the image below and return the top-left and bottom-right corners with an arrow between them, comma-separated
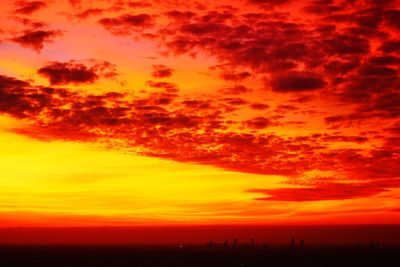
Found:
0,0 -> 400,233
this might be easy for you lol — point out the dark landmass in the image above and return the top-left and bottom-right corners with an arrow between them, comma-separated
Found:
2,225 -> 400,245
1,243 -> 399,267
1,226 -> 400,266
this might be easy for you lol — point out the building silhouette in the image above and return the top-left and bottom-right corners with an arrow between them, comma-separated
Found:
291,237 -> 296,250
233,238 -> 238,248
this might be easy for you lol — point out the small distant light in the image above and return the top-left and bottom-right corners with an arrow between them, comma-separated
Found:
179,244 -> 183,248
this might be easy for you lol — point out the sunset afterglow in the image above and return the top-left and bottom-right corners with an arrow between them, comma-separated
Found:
0,0 -> 400,232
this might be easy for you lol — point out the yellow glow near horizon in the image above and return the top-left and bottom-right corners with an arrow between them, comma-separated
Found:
1,127 -> 399,226
0,123 -> 287,225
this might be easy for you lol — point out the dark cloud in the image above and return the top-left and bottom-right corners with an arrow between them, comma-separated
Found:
146,80 -> 178,92
11,30 -> 62,52
182,99 -> 212,109
99,13 -> 154,35
0,75 -> 29,89
359,65 -> 398,77
14,1 -> 47,15
385,121 -> 400,134
369,55 -> 400,65
247,0 -> 292,6
274,104 -> 299,114
12,17 -> 47,28
76,8 -> 104,19
156,10 -> 320,86
323,59 -> 359,75
249,102 -> 270,110
220,71 -> 252,82
248,179 -> 399,201
243,117 -> 272,129
366,0 -> 397,6
384,9 -> 400,29
38,60 -> 117,85
0,75 -> 51,118
320,134 -> 369,143
303,0 -> 343,15
221,97 -> 247,106
325,90 -> 400,125
321,34 -> 370,56
96,0 -> 398,117
166,10 -> 196,20
270,72 -> 326,92
151,65 -> 174,78
127,1 -> 153,8
180,22 -> 229,36
219,85 -> 253,95
379,40 -> 400,53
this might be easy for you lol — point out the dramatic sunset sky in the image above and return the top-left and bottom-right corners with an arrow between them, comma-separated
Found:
0,0 -> 400,234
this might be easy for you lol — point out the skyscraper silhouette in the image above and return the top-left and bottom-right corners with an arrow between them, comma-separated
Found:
291,237 -> 296,250
233,238 -> 238,248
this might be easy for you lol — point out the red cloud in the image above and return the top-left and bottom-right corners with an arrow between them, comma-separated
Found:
248,180 -> 398,201
166,10 -> 196,21
249,102 -> 270,110
270,72 -> 326,92
219,85 -> 252,95
38,60 -> 117,85
127,1 -> 152,8
151,65 -> 174,78
76,8 -> 104,19
11,30 -> 62,52
14,1 -> 46,15
303,0 -> 343,15
379,39 -> 400,53
367,0 -> 397,6
243,117 -> 273,129
220,71 -> 252,82
99,14 -> 154,35
68,0 -> 81,6
146,80 -> 178,92
0,75 -> 48,118
247,0 -> 292,6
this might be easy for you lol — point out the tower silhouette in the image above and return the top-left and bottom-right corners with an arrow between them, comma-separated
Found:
291,237 -> 296,250
233,238 -> 238,248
